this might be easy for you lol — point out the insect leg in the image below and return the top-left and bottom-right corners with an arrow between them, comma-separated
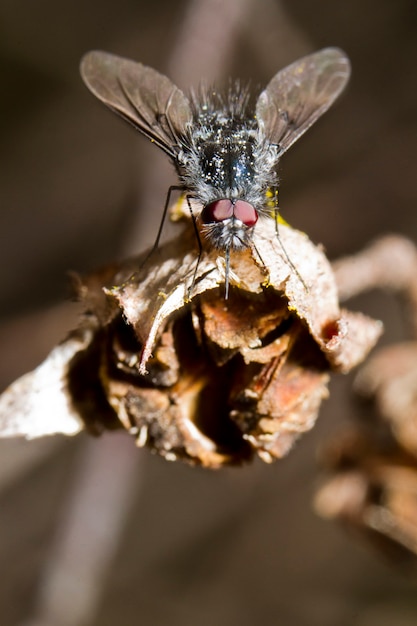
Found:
141,184 -> 186,267
154,184 -> 186,251
186,195 -> 203,301
272,193 -> 308,290
249,239 -> 270,287
119,185 -> 186,289
224,245 -> 231,299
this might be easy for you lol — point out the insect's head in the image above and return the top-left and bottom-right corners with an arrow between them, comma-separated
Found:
200,198 -> 258,250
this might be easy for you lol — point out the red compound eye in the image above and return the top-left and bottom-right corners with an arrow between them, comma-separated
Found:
201,199 -> 258,227
201,199 -> 234,223
233,200 -> 258,227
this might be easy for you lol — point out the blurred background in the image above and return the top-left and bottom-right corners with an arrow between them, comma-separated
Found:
1,0 -> 417,624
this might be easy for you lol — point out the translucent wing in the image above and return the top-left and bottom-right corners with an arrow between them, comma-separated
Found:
256,47 -> 351,155
80,50 -> 192,158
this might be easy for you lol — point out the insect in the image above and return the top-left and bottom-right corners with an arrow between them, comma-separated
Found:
80,47 -> 350,297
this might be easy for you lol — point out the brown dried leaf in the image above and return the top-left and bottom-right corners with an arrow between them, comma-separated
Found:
0,213 -> 381,467
0,327 -> 92,438
106,215 -> 381,375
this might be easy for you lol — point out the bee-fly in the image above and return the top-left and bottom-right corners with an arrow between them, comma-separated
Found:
80,47 -> 350,297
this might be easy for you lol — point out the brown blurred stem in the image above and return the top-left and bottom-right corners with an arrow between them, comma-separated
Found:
332,235 -> 417,338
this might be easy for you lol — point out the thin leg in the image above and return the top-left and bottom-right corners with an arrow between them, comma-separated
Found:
224,245 -> 231,299
142,185 -> 186,266
186,195 -> 203,301
273,205 -> 308,291
119,185 -> 186,289
250,238 -> 270,287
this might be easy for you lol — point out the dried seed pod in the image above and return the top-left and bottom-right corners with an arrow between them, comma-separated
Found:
0,212 -> 382,467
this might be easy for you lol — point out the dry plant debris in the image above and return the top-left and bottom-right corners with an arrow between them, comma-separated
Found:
315,236 -> 417,566
314,426 -> 417,568
0,207 -> 381,467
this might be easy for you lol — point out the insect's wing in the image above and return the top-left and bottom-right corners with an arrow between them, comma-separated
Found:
256,48 -> 351,155
80,51 -> 192,158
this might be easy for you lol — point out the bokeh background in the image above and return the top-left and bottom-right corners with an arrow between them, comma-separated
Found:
1,0 -> 417,624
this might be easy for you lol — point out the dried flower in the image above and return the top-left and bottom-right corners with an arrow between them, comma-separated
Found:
0,207 -> 381,467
